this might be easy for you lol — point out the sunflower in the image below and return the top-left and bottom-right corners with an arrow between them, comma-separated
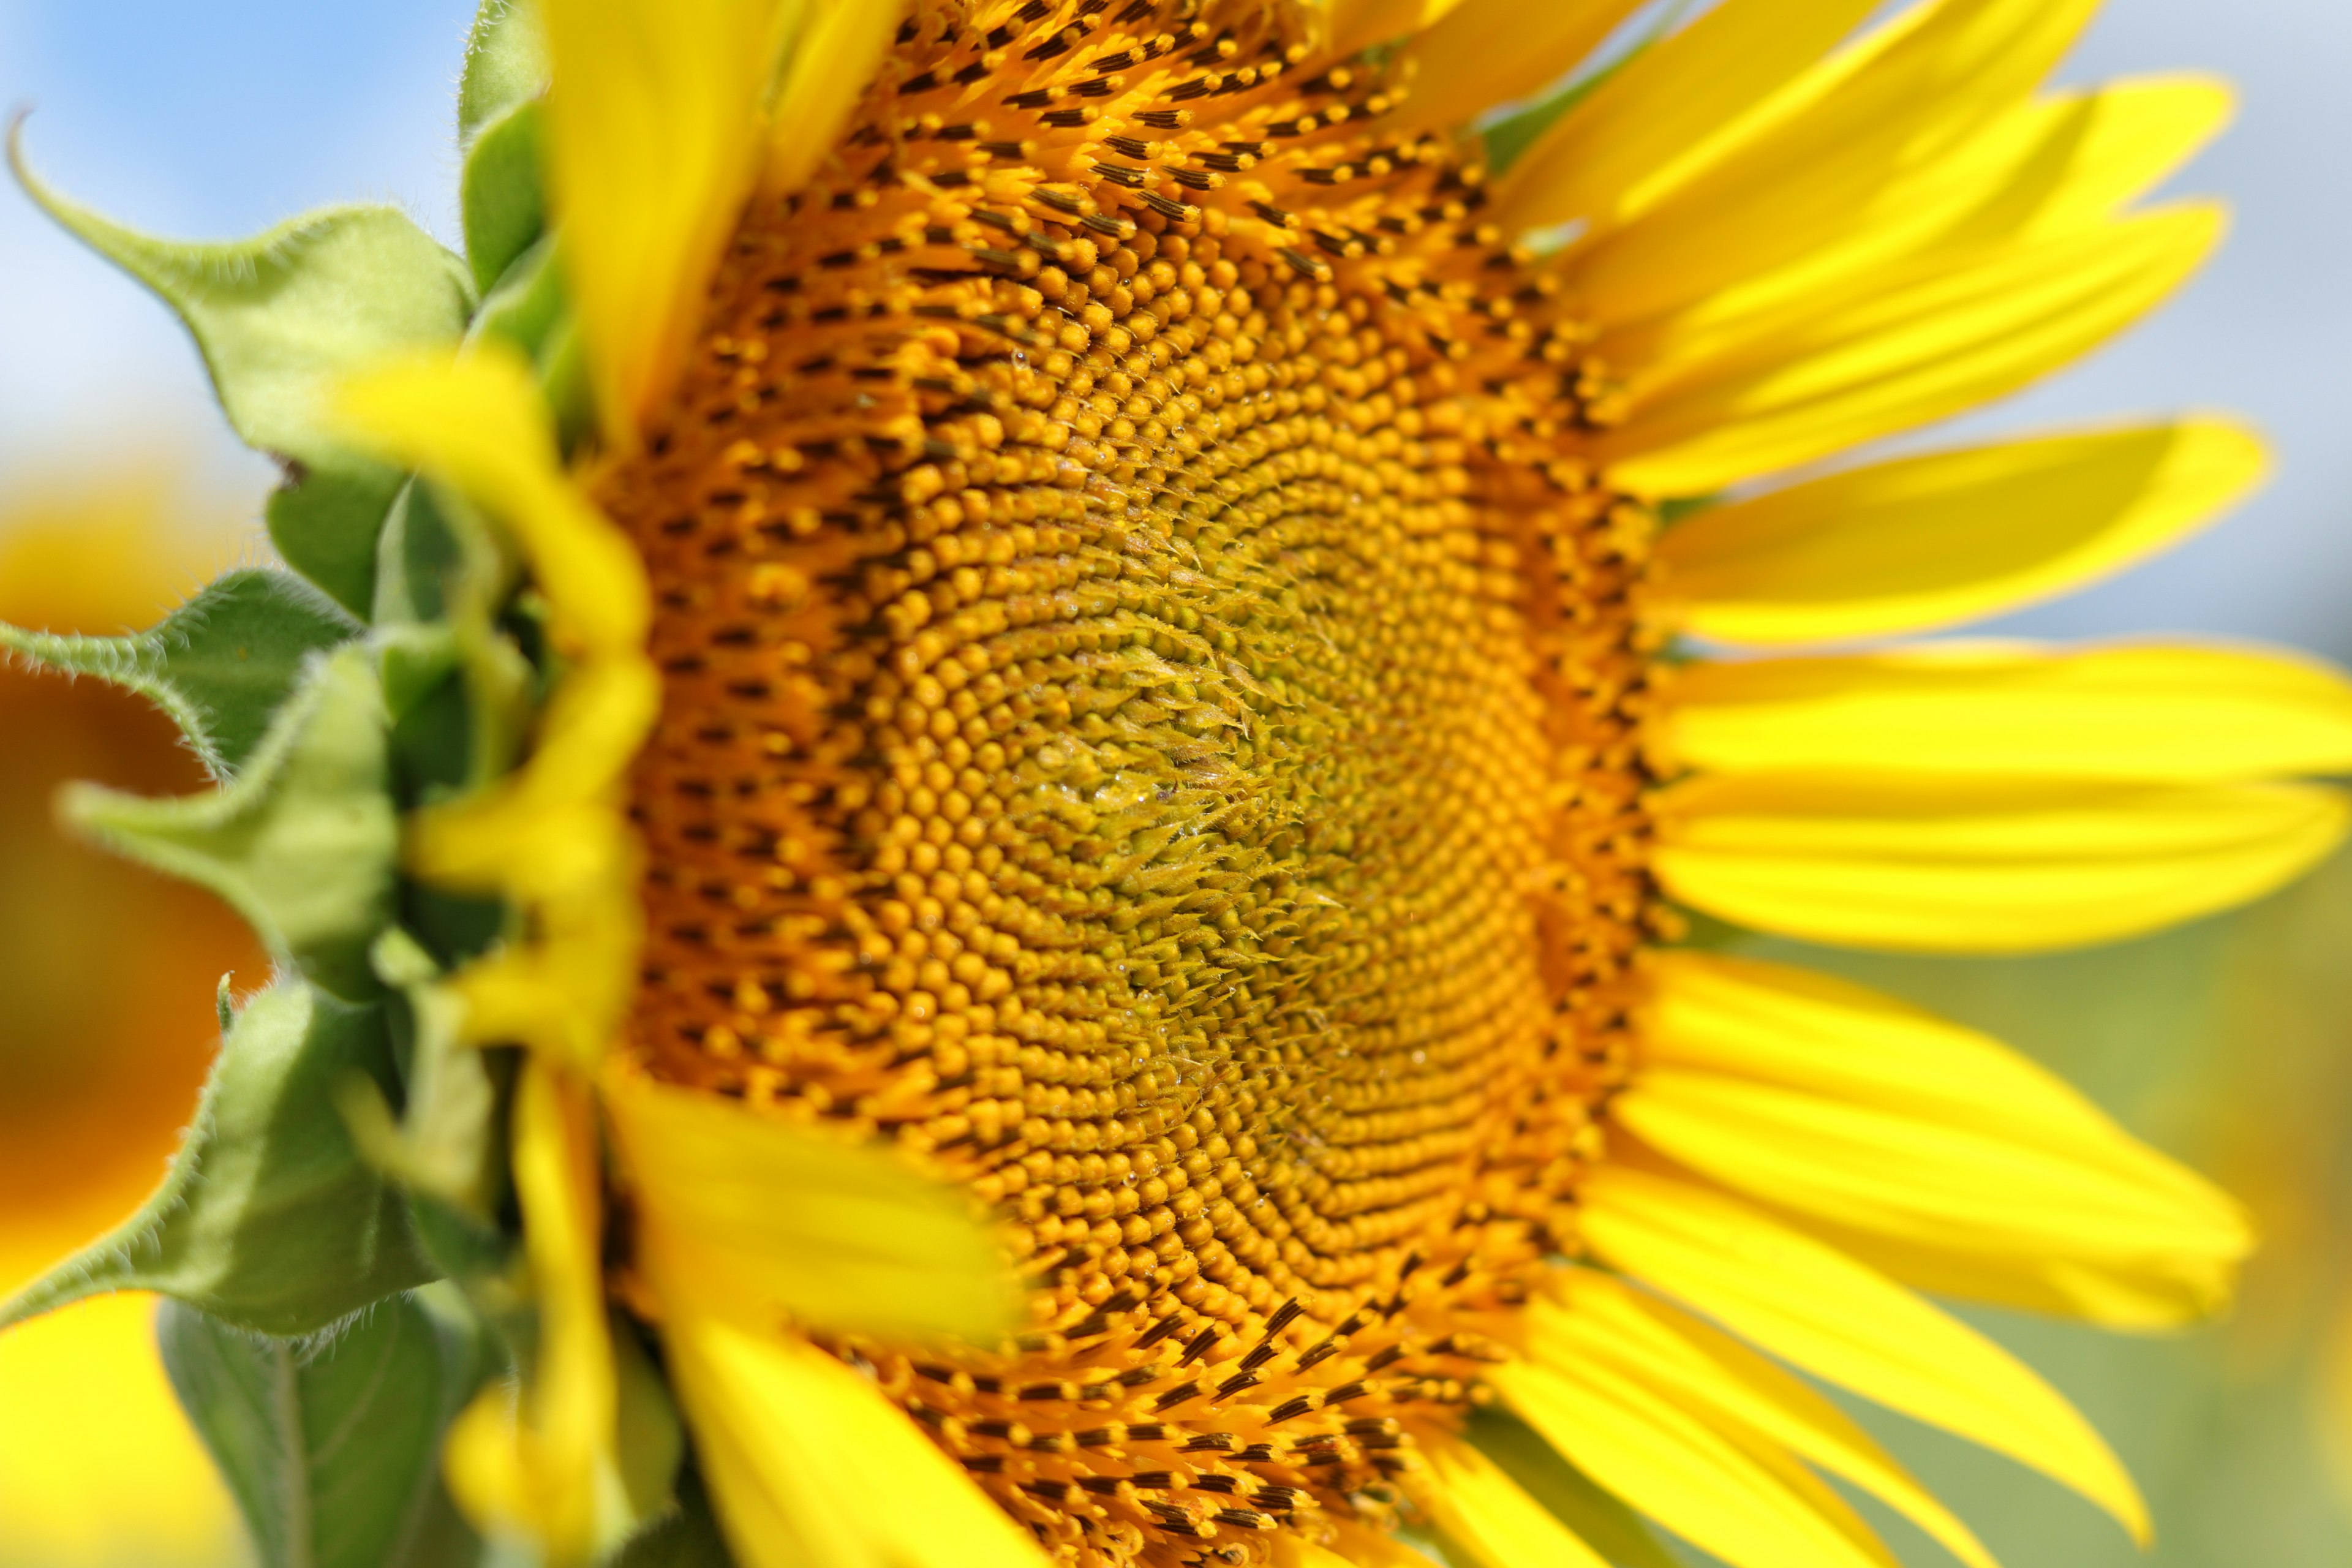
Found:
9,1 -> 2352,1566
0,473 -> 251,1567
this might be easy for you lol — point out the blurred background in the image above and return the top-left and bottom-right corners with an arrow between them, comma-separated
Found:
1,1 -> 2347,1564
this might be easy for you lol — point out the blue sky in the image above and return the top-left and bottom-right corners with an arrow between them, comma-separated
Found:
4,0 -> 2348,656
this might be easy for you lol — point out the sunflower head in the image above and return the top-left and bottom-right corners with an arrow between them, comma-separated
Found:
4,2 -> 2348,1567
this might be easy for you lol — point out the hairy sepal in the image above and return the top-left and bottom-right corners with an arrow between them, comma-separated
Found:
0,568 -> 357,780
459,0 -> 552,146
461,2 -> 554,295
64,644 -> 399,1001
0,979 -> 436,1336
159,1285 -> 498,1568
10,130 -> 475,617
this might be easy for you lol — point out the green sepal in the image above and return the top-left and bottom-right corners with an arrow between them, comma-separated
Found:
459,1 -> 553,295
158,1284 -> 498,1568
341,930 -> 508,1223
10,130 -> 475,617
0,979 -> 437,1336
469,239 -> 596,456
459,0 -> 551,147
611,1473 -> 737,1568
612,1316 -> 690,1534
64,646 -> 399,1001
0,568 -> 356,780
469,237 -> 569,364
462,102 -> 549,296
1464,1409 -> 1681,1568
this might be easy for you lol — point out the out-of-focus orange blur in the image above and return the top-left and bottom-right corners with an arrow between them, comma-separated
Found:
0,470 -> 259,1567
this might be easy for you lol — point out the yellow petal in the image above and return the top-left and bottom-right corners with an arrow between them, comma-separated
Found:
763,1 -> 905,199
1493,0 -> 1884,235
541,0 -> 791,442
665,1314 -> 1050,1568
1662,642 -> 2352,782
1420,1435 -> 1613,1568
332,345 -> 649,657
1559,0 -> 2103,325
1664,77 -> 2233,337
447,1060 -> 626,1561
1653,421 -> 2269,644
1630,952 -> 2251,1326
605,1064 -> 1020,1344
1393,0 -> 1646,135
1491,1355 -> 1894,1568
1651,772 -> 2350,953
1528,1271 -> 1997,1568
1578,1166 -> 2150,1542
1597,206 -> 2223,497
1617,1074 -> 2247,1313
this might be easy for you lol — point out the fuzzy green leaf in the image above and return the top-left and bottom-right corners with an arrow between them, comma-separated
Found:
0,980 -> 436,1336
159,1284 -> 496,1568
462,102 -> 549,295
459,0 -> 551,146
0,569 -> 356,780
1465,1408 -> 1682,1568
10,130 -> 475,617
66,645 -> 398,1000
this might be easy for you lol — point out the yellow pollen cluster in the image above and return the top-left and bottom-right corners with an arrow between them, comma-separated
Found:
599,3 -> 1660,1562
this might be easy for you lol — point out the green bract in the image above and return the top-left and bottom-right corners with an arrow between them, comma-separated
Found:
0,2 -> 663,1561
0,981 -> 433,1336
159,1287 -> 496,1568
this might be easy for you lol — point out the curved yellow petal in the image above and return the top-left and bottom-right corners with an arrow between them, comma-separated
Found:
1598,206 -> 2222,497
1494,0 -> 1883,236
1559,0 -> 2102,326
1653,421 -> 2269,644
447,1060 -> 625,1562
333,346 -> 649,658
1631,952 -> 2251,1326
665,1314 -> 1050,1568
1491,1355 -> 1894,1568
1393,0 -> 1646,135
1528,1271 -> 1997,1568
1420,1436 -> 1613,1568
335,345 -> 657,1070
541,0 -> 792,443
605,1065 -> 1020,1345
1578,1166 -> 2150,1543
1617,1075 -> 2248,1311
1651,772 -> 2350,953
1662,642 -> 2352,782
763,1 -> 905,200
1665,77 -> 2234,338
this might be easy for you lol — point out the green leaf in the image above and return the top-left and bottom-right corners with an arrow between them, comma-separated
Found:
0,979 -> 437,1336
0,568 -> 356,779
159,1284 -> 497,1568
462,102 -> 549,295
1465,1408 -> 1683,1568
459,0 -> 551,147
10,129 -> 475,617
66,645 -> 399,1000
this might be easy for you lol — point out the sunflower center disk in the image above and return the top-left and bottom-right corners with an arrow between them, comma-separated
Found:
603,6 -> 1657,1560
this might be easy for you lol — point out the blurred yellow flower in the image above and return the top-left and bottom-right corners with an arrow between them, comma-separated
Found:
0,467 -> 257,1568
